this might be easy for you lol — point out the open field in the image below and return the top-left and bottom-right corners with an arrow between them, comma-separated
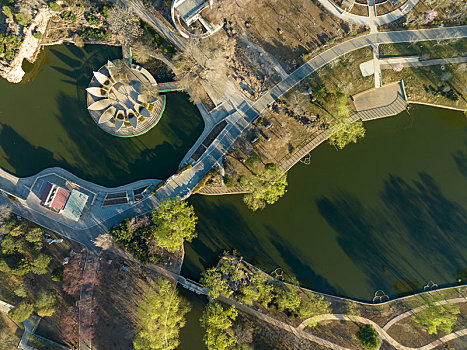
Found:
382,63 -> 467,109
380,38 -> 467,59
381,0 -> 467,31
0,312 -> 23,349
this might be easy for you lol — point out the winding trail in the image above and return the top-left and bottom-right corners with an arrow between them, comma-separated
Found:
220,296 -> 467,350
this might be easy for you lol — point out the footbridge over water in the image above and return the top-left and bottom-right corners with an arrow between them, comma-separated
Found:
177,275 -> 209,295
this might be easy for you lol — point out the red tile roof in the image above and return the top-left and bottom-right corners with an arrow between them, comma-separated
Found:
50,187 -> 70,211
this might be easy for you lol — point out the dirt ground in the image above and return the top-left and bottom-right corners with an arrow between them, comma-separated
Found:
306,320 -> 365,349
0,313 -> 23,350
218,46 -> 373,185
93,247 -> 180,350
381,0 -> 467,31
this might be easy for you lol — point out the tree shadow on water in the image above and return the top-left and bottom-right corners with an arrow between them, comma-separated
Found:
316,173 -> 467,298
183,197 -> 270,279
266,225 -> 335,295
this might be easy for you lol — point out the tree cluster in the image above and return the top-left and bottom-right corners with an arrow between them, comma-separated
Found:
133,277 -> 190,350
111,199 -> 198,262
0,33 -> 23,61
328,118 -> 366,150
312,84 -> 349,117
7,288 -> 57,322
0,217 -> 52,276
240,163 -> 288,211
200,302 -> 238,350
62,252 -> 84,297
412,300 -> 460,335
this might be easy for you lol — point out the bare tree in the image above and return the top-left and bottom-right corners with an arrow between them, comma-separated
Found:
174,39 -> 229,104
107,5 -> 143,46
109,59 -> 132,83
15,0 -> 45,18
131,40 -> 154,64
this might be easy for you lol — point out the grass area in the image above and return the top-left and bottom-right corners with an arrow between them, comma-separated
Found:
380,39 -> 467,60
295,46 -> 374,115
382,63 -> 467,109
0,313 -> 23,349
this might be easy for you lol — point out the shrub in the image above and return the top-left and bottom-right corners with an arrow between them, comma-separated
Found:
80,27 -> 109,41
8,302 -> 34,323
0,43 -> 5,54
164,44 -> 174,55
60,10 -> 76,23
49,1 -> 60,12
51,266 -> 64,281
101,5 -> 110,18
7,193 -> 18,201
153,33 -> 163,47
356,325 -> 381,350
2,6 -> 13,19
86,12 -> 100,26
15,13 -> 31,27
223,176 -> 236,188
32,31 -> 43,40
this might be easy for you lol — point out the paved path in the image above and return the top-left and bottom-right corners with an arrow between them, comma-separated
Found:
220,295 -> 467,350
380,55 -> 467,68
382,297 -> 467,331
317,0 -> 420,26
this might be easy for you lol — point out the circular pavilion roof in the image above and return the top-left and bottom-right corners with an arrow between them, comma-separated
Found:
86,59 -> 166,137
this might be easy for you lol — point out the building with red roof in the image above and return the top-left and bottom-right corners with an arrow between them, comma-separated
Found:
39,182 -> 71,213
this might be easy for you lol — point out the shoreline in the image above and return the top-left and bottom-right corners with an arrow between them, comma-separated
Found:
409,100 -> 467,112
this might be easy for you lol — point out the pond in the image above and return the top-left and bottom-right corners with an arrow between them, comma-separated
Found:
0,44 -> 204,187
184,105 -> 467,301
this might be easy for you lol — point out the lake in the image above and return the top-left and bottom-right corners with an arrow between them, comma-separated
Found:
0,44 -> 204,187
185,105 -> 467,301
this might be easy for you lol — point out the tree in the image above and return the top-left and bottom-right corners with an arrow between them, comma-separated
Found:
200,267 -> 232,300
8,302 -> 33,323
107,5 -> 142,46
34,289 -> 57,317
133,277 -> 190,350
30,253 -> 52,275
14,284 -> 28,298
15,12 -> 31,26
356,324 -> 381,350
62,253 -> 84,297
174,39 -> 228,104
131,40 -> 154,64
2,6 -> 13,19
200,302 -> 238,350
297,294 -> 332,320
242,164 -> 288,211
412,301 -> 460,335
151,199 -> 197,253
328,118 -> 366,150
60,306 -> 78,344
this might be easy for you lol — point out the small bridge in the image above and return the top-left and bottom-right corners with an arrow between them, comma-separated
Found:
158,81 -> 183,92
177,275 -> 209,295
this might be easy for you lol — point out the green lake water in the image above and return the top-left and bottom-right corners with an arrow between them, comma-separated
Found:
185,106 -> 467,301
0,44 -> 204,187
1,44 -> 466,345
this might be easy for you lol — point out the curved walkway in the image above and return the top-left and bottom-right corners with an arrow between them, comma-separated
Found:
317,0 -> 420,26
382,297 -> 466,331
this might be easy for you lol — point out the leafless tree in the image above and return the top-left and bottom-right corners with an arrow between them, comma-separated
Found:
174,39 -> 229,104
107,5 -> 143,46
131,40 -> 154,64
15,0 -> 45,18
139,80 -> 159,99
110,59 -> 132,83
